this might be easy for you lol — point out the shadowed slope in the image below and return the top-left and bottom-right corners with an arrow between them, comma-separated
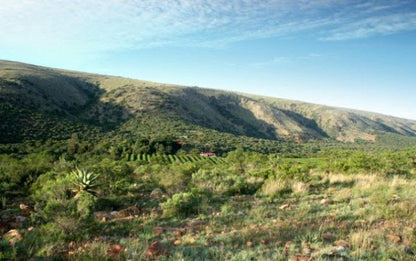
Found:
1,59 -> 415,144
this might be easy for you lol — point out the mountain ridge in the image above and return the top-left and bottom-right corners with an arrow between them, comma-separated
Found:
1,59 -> 415,144
2,59 -> 414,121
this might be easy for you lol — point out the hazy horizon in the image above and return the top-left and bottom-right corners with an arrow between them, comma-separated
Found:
1,0 -> 415,120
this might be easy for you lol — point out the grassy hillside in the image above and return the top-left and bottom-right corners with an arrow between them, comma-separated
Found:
1,59 -> 416,146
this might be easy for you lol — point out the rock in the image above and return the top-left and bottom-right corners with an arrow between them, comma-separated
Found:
114,206 -> 140,218
328,187 -> 336,193
146,241 -> 168,257
152,226 -> 164,236
289,255 -> 310,261
19,203 -> 30,210
186,220 -> 207,232
174,228 -> 186,237
15,216 -> 27,223
279,204 -> 290,210
106,244 -> 123,258
152,226 -> 181,236
320,198 -> 333,205
19,204 -> 33,216
3,229 -> 23,246
322,232 -> 336,240
387,234 -> 402,244
334,239 -> 350,248
94,211 -> 111,221
332,246 -> 346,254
186,219 -> 207,228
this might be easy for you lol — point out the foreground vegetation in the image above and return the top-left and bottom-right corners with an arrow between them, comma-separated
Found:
1,142 -> 416,260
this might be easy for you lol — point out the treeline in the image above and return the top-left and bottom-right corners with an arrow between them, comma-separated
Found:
1,144 -> 415,202
318,149 -> 416,175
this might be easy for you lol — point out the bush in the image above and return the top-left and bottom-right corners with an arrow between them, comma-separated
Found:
274,163 -> 310,182
162,191 -> 201,217
157,169 -> 191,195
31,172 -> 74,221
192,168 -> 258,196
30,171 -> 97,243
76,192 -> 95,222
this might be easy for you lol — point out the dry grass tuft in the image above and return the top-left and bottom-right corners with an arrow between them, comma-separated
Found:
292,181 -> 310,195
349,229 -> 384,250
261,179 -> 290,197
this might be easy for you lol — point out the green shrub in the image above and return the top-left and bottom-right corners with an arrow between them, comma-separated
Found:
274,163 -> 310,182
192,168 -> 258,196
76,191 -> 96,222
162,191 -> 201,217
157,170 -> 191,195
30,171 -> 97,245
147,163 -> 198,195
31,173 -> 74,221
0,239 -> 17,260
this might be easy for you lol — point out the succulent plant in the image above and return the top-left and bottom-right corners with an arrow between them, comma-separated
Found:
71,168 -> 100,197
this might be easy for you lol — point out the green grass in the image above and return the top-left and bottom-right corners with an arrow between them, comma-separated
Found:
13,173 -> 416,260
2,147 -> 415,260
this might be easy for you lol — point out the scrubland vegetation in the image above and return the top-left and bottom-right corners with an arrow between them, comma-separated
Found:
1,140 -> 416,260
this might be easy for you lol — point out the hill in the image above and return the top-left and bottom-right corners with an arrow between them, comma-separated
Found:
1,59 -> 416,146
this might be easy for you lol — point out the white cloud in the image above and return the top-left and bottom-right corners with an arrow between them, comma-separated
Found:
0,0 -> 415,52
251,53 -> 324,67
322,13 -> 416,41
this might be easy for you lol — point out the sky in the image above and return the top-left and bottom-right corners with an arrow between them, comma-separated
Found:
0,0 -> 415,120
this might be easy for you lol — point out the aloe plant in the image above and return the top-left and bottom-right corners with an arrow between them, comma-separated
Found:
71,168 -> 100,197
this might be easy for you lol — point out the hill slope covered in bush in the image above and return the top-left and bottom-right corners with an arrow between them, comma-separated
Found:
1,59 -> 416,145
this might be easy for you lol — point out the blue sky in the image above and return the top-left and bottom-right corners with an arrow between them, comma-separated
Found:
1,0 -> 415,119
